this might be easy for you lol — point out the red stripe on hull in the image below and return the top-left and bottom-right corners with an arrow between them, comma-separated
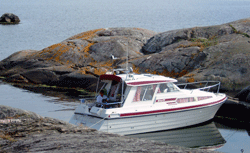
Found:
120,97 -> 227,117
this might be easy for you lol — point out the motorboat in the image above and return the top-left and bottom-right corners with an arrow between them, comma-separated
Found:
69,70 -> 227,135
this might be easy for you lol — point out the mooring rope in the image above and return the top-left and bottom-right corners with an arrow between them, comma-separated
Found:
223,129 -> 238,140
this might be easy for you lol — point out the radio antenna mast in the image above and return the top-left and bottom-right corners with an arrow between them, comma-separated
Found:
126,39 -> 128,71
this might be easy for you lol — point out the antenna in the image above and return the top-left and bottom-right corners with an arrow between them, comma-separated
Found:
111,54 -> 115,73
126,39 -> 128,71
110,54 -> 119,74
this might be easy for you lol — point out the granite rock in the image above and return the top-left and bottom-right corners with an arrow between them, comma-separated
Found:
0,13 -> 20,24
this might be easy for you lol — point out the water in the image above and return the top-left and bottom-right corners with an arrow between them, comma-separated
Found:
216,125 -> 250,153
1,0 -> 250,61
1,0 -> 250,152
0,81 -> 78,121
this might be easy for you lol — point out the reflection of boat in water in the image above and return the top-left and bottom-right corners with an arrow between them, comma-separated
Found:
129,121 -> 226,150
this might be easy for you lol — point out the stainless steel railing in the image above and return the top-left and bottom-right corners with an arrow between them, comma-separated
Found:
176,81 -> 221,93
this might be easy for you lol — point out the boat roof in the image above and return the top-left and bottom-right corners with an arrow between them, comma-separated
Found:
100,73 -> 177,86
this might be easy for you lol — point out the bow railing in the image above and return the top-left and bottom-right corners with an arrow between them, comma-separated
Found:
176,81 -> 221,93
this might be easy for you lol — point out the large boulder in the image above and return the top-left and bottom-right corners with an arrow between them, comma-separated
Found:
0,28 -> 156,90
141,25 -> 233,54
138,18 -> 250,91
235,86 -> 250,102
177,32 -> 250,91
0,13 -> 20,24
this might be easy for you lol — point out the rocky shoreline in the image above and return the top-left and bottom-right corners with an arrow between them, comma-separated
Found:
1,18 -> 250,94
0,105 -> 219,153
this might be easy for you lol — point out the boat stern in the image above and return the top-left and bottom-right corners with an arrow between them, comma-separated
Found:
74,103 -> 90,114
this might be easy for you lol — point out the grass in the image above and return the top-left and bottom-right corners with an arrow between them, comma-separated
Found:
177,36 -> 218,51
229,24 -> 250,38
242,33 -> 250,38
190,37 -> 218,49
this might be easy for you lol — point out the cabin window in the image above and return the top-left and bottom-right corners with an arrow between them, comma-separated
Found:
123,86 -> 130,102
157,82 -> 179,93
133,85 -> 156,102
177,97 -> 195,103
109,82 -> 119,97
197,96 -> 212,101
108,81 -> 122,101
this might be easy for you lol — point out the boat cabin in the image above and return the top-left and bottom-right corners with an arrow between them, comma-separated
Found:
95,73 -> 179,109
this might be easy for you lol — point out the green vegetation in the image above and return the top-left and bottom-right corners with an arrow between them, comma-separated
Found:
229,24 -> 238,33
229,24 -> 250,38
242,33 -> 250,38
177,36 -> 219,51
190,37 -> 218,48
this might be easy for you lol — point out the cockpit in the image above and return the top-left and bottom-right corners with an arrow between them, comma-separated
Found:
95,74 -> 127,108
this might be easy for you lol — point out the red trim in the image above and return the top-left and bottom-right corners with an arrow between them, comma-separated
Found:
100,74 -> 121,82
120,97 -> 227,117
127,80 -> 171,86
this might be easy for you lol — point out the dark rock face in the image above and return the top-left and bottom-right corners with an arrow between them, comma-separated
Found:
55,72 -> 98,91
235,86 -> 250,102
216,100 -> 250,123
0,105 -> 214,153
0,13 -> 20,24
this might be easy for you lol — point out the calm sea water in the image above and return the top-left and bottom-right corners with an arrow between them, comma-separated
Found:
1,0 -> 250,152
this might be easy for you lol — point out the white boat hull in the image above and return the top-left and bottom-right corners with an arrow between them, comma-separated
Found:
70,101 -> 224,135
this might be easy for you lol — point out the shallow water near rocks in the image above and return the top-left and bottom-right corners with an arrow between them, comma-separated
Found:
0,80 -> 249,152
